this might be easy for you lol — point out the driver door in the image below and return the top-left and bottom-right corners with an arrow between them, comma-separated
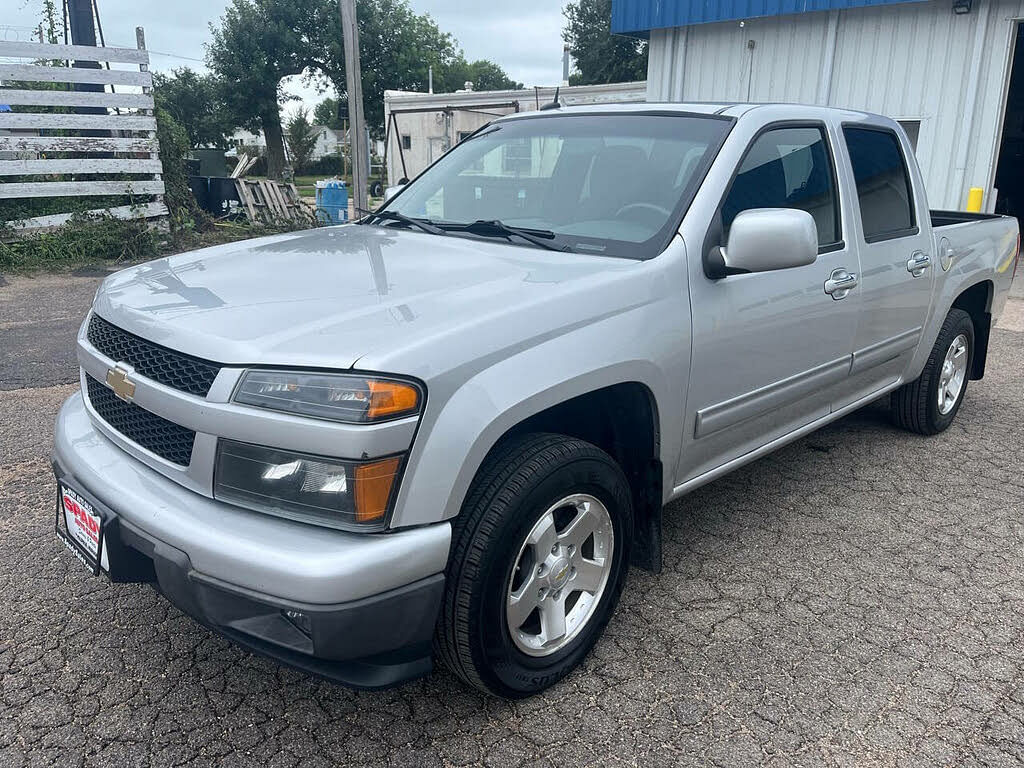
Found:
676,123 -> 861,484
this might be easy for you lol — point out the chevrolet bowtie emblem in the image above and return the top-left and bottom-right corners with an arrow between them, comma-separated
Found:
106,367 -> 136,401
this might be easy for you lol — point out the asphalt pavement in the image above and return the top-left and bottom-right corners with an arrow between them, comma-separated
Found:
2,270 -> 1024,767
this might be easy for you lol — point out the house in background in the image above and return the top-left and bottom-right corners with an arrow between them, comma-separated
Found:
225,125 -> 348,162
614,0 -> 1024,220
383,81 -> 647,184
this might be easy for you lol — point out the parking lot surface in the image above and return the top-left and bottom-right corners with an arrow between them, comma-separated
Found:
2,271 -> 1024,767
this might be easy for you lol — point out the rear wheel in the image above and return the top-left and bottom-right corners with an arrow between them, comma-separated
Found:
892,308 -> 974,435
435,433 -> 633,697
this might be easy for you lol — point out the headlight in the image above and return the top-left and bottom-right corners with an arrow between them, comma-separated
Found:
214,439 -> 402,530
233,370 -> 422,423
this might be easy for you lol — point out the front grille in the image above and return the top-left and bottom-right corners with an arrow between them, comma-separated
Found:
85,375 -> 196,466
87,314 -> 221,397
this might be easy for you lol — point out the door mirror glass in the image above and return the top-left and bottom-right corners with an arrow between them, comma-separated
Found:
723,208 -> 818,273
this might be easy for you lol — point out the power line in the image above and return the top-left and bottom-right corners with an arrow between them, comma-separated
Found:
105,41 -> 204,63
145,50 -> 205,63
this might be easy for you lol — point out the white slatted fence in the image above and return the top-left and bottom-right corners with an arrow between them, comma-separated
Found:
0,28 -> 166,231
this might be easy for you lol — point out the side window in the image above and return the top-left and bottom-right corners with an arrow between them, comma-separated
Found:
842,126 -> 915,241
722,126 -> 840,247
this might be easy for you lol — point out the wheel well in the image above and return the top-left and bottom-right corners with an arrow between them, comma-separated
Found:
951,280 -> 993,379
504,383 -> 664,573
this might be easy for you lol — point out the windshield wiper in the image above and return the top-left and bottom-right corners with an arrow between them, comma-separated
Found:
362,209 -> 445,236
443,219 -> 569,252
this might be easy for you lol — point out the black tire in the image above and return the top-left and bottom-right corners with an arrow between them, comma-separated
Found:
435,433 -> 633,698
891,308 -> 975,435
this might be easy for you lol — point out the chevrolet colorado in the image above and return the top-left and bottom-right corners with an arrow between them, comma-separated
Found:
53,103 -> 1019,698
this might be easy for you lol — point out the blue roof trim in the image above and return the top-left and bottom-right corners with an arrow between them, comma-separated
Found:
612,0 -> 930,36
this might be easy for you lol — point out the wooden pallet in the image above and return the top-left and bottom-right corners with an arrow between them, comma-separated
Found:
234,179 -> 315,226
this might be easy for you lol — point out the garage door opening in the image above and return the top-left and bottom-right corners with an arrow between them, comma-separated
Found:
994,22 -> 1024,221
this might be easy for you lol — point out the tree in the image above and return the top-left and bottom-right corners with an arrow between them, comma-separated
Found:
304,0 -> 461,137
303,0 -> 516,137
438,58 -> 522,93
153,68 -> 233,148
206,0 -> 321,179
206,0 -> 521,169
286,106 -> 319,172
314,96 -> 345,130
563,0 -> 647,86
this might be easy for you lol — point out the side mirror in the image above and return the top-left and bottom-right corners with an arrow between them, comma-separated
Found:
721,208 -> 818,274
384,184 -> 406,201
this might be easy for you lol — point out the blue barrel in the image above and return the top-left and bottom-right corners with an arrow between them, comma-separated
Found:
315,180 -> 349,224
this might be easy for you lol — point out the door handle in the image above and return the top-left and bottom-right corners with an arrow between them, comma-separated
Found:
824,268 -> 858,300
907,251 -> 931,277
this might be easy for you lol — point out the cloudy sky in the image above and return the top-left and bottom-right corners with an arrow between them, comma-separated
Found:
5,0 -> 568,111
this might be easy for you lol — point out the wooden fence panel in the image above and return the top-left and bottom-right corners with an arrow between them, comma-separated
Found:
0,113 -> 157,132
0,89 -> 154,110
0,159 -> 164,176
0,40 -> 150,64
0,32 -> 168,231
0,63 -> 152,88
0,136 -> 160,153
0,181 -> 166,199
8,202 -> 169,231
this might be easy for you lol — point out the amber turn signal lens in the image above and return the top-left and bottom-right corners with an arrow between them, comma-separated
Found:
354,456 -> 402,522
367,380 -> 420,421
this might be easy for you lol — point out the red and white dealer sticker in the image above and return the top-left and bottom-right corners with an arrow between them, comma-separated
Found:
59,484 -> 109,572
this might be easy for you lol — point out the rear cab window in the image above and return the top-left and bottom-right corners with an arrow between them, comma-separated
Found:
842,126 -> 917,242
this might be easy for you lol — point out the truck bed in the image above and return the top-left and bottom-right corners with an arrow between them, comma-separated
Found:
930,209 -> 1008,229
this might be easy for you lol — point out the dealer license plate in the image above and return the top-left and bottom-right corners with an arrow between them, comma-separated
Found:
56,482 -> 109,574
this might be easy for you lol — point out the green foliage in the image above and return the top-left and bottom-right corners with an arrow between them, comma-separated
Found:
156,106 -> 208,232
153,68 -> 234,149
439,58 -> 522,93
0,213 -> 162,272
286,107 -> 319,172
40,0 -> 61,45
204,0 -> 520,152
304,0 -> 519,137
206,0 -> 322,178
563,0 -> 647,86
314,97 -> 344,130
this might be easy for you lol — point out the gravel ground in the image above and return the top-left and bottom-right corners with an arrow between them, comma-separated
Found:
1,271 -> 1024,767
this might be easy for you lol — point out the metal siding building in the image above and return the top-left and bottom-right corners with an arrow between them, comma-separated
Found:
624,0 -> 1024,212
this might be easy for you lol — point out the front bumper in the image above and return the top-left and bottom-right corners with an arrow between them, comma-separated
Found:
53,392 -> 451,689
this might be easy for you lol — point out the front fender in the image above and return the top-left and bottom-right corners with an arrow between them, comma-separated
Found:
388,303 -> 687,528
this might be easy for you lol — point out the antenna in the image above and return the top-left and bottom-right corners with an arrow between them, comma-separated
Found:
539,86 -> 561,111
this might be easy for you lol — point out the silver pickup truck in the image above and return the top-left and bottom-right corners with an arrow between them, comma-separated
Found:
53,103 -> 1019,698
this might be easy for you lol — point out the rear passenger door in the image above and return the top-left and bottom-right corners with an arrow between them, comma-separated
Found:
835,124 -> 935,403
678,123 -> 861,485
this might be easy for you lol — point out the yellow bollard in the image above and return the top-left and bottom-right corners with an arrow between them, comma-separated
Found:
966,187 -> 984,212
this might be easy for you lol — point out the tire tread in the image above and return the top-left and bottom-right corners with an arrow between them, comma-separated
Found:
434,432 -> 619,694
892,308 -> 973,435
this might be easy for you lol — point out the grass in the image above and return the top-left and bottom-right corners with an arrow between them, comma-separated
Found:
0,214 -> 310,275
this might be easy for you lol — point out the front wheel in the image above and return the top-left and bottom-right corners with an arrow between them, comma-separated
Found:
435,433 -> 633,697
891,308 -> 974,435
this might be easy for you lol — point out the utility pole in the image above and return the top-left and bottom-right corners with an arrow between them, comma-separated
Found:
340,0 -> 369,214
67,0 -> 104,115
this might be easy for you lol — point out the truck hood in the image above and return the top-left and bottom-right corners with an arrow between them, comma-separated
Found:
93,225 -> 639,372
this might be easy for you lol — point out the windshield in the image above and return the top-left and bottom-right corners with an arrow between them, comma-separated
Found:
379,113 -> 732,259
